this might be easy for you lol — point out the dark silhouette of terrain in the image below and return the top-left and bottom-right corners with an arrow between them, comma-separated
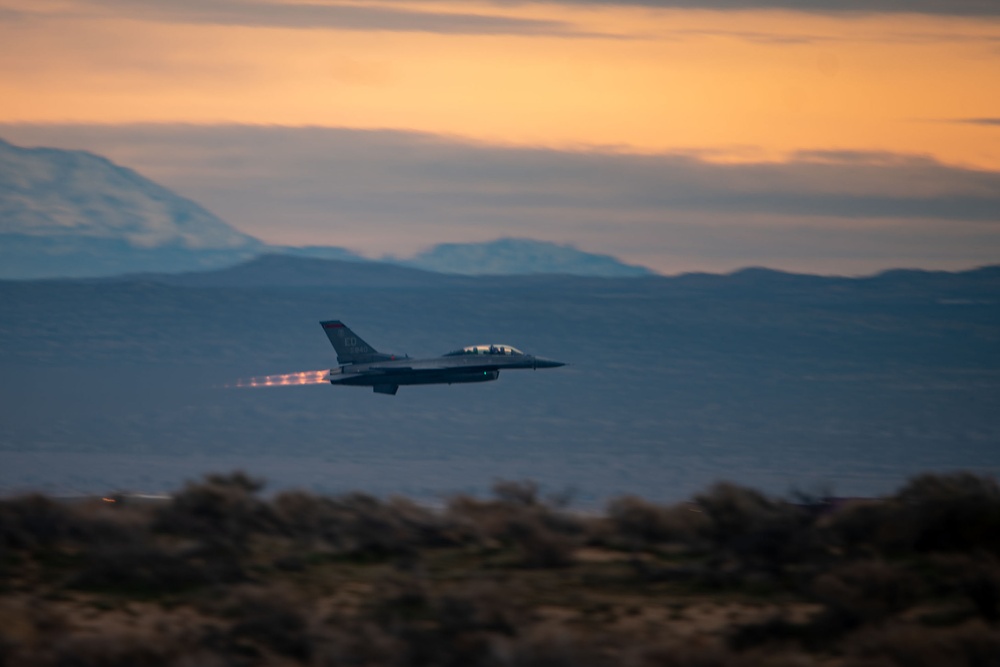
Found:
2,471 -> 1000,666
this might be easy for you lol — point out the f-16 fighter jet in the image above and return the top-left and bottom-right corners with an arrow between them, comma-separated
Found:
321,320 -> 565,395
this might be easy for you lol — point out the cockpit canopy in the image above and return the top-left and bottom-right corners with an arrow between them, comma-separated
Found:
445,344 -> 525,357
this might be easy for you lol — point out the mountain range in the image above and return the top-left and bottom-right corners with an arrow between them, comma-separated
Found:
0,137 -> 652,279
399,238 -> 651,277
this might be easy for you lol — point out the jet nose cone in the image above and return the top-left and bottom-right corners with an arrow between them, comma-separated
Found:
533,357 -> 566,369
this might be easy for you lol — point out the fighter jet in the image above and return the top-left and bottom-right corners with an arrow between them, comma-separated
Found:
321,320 -> 565,395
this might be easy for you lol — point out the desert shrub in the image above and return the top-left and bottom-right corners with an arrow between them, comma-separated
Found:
445,494 -> 507,543
731,651 -> 820,667
727,613 -> 825,654
0,494 -> 137,552
446,482 -> 584,568
0,494 -> 74,551
821,500 -> 899,559
368,580 -> 479,667
812,560 -> 921,625
491,627 -> 613,667
826,473 -> 1000,559
694,483 -> 818,575
273,490 -> 464,559
505,514 -> 578,568
312,621 -> 404,667
0,493 -> 155,592
154,471 -> 274,550
922,553 -> 1000,624
329,492 -> 422,559
844,621 -> 1000,667
272,489 -> 351,544
625,636 -> 818,667
446,481 -> 582,532
0,596 -> 70,665
69,540 -> 245,593
0,596 -> 223,667
274,490 -> 383,551
222,585 -> 313,661
605,496 -> 708,550
434,582 -> 525,637
363,576 -> 531,667
894,472 -> 1000,555
385,495 -> 474,547
959,559 -> 1000,624
39,632 -> 194,667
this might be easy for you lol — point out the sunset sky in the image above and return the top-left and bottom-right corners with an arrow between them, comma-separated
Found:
2,0 -> 999,274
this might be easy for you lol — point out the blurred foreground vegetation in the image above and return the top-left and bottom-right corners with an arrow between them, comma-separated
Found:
3,472 -> 1000,666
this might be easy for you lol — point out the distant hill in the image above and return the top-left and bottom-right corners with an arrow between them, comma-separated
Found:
137,253 -> 470,289
269,245 -> 367,263
399,238 -> 653,277
87,254 -> 1000,308
0,137 -> 264,279
666,264 -> 1000,303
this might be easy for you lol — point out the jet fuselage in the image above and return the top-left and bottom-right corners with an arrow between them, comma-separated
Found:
321,321 -> 564,395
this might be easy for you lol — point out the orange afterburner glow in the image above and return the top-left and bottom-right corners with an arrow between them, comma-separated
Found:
232,370 -> 329,388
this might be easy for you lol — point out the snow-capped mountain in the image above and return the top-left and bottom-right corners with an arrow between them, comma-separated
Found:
0,138 -> 263,278
1,138 -> 656,280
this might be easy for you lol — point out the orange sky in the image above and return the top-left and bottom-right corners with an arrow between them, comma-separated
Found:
1,1 -> 998,169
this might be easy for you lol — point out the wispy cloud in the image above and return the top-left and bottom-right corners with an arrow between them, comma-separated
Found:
2,2 -> 996,169
0,8 -> 27,21
953,118 -> 1000,126
665,28 -> 831,44
522,0 -> 1000,17
74,0 -> 602,37
3,124 -> 998,275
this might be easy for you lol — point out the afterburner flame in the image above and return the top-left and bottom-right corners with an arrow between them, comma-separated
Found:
231,369 -> 328,388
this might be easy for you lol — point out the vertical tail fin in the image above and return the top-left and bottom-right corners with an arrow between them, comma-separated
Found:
320,320 -> 388,365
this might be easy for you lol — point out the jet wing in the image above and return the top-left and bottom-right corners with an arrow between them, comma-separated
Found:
362,361 -> 499,373
354,365 -> 458,375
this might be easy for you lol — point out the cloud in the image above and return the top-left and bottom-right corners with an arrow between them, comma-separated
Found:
2,123 -> 998,274
75,0 -> 602,37
0,8 -> 28,21
666,28 -> 830,44
520,0 -> 1000,17
954,118 -> 1000,126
